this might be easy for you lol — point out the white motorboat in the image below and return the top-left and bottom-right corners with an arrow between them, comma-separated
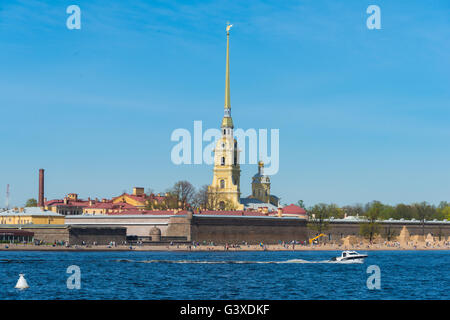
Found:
330,251 -> 368,263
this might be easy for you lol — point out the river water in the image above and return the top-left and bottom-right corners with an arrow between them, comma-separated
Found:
1,250 -> 448,300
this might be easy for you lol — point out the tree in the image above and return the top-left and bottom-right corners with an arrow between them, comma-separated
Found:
326,203 -> 341,218
192,185 -> 209,210
393,204 -> 417,220
382,224 -> 397,241
342,204 -> 363,218
297,200 -> 306,209
436,203 -> 450,220
170,181 -> 196,210
414,202 -> 435,236
146,188 -> 154,196
360,201 -> 382,242
379,205 -> 395,220
307,203 -> 331,235
438,201 -> 449,210
25,198 -> 38,207
202,186 -> 237,211
438,206 -> 450,221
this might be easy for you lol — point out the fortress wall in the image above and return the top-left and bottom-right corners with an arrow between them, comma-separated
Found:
311,222 -> 450,243
166,216 -> 192,241
68,226 -> 127,245
187,216 -> 308,244
23,226 -> 69,244
65,215 -> 171,237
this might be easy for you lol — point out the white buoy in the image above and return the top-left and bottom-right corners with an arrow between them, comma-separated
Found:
15,274 -> 29,289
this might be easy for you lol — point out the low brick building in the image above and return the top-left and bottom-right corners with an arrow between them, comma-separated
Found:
0,225 -> 126,245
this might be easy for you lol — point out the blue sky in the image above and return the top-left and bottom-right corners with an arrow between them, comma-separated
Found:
0,0 -> 449,207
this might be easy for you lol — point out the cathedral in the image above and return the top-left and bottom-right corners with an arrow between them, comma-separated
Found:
208,24 -> 279,211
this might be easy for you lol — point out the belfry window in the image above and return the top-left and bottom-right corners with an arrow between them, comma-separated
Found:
223,129 -> 226,135
221,157 -> 225,165
220,180 -> 225,189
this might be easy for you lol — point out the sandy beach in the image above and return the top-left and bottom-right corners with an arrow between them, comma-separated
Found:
1,242 -> 449,251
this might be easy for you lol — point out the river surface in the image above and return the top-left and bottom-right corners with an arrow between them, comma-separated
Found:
0,250 -> 448,300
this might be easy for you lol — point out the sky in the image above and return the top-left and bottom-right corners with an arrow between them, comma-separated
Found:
0,0 -> 449,208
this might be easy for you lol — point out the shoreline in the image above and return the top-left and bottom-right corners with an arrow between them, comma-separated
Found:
1,244 -> 449,252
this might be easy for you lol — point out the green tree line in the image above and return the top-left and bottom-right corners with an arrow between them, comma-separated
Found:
304,200 -> 450,241
303,200 -> 450,221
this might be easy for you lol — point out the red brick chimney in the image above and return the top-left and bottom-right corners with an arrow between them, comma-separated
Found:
38,169 -> 45,207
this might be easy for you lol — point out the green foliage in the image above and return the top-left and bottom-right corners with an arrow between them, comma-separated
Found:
306,203 -> 339,234
437,206 -> 450,220
360,223 -> 380,242
359,201 -> 382,242
25,198 -> 38,207
414,202 -> 436,235
341,204 -> 363,218
297,200 -> 306,209
302,200 -> 448,224
302,199 -> 449,241
392,204 -> 417,220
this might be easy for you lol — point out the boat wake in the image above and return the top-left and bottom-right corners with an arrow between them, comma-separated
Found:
115,259 -> 363,264
0,259 -> 46,264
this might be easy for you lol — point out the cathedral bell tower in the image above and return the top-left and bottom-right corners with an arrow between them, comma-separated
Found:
252,161 -> 271,203
208,23 -> 243,210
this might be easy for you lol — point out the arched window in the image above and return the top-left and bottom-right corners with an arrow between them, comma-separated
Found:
221,157 -> 225,165
219,201 -> 225,210
220,180 -> 225,189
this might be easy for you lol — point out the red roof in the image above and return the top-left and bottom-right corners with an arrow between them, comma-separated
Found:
86,202 -> 135,210
195,210 -> 271,217
44,199 -> 90,208
282,204 -> 307,215
112,193 -> 148,201
104,209 -> 272,217
106,209 -> 176,216
148,194 -> 166,202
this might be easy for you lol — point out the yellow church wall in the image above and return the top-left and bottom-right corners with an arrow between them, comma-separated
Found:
112,194 -> 146,207
0,215 -> 65,225
252,182 -> 271,203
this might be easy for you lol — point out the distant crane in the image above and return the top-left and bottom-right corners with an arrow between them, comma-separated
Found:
6,184 -> 10,210
309,233 -> 325,245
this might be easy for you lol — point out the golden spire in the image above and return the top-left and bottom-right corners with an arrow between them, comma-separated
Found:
225,23 -> 232,110
222,23 -> 234,129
